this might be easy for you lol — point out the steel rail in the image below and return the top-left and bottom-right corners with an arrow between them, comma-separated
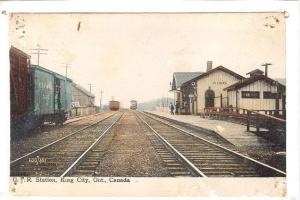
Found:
143,111 -> 286,176
60,113 -> 124,177
10,112 -> 118,165
136,112 -> 206,177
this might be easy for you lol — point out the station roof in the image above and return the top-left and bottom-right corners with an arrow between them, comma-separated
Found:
72,82 -> 95,97
182,66 -> 244,86
173,72 -> 204,89
224,75 -> 285,91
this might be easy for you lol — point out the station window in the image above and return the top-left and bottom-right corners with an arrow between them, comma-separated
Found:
263,91 -> 281,99
241,91 -> 260,99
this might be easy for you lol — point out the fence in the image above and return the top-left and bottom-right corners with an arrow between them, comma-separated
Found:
212,95 -> 228,108
200,107 -> 286,132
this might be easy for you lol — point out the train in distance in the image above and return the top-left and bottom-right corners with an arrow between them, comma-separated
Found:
109,100 -> 120,111
130,100 -> 137,110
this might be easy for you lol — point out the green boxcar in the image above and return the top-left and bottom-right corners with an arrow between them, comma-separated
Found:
31,65 -> 72,124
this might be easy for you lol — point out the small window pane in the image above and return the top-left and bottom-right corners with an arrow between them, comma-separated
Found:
241,91 -> 260,99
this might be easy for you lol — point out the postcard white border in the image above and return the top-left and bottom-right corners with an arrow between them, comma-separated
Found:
0,0 -> 299,199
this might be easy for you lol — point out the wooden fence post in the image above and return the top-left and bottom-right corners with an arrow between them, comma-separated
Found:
256,115 -> 260,133
246,110 -> 250,131
220,94 -> 223,108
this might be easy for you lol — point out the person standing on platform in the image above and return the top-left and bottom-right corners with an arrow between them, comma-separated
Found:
170,103 -> 174,115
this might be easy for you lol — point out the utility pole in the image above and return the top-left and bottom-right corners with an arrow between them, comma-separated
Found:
261,63 -> 272,77
62,64 -> 72,78
88,83 -> 94,93
30,44 -> 48,66
99,90 -> 103,109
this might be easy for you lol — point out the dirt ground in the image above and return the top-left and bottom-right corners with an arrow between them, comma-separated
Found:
95,111 -> 170,177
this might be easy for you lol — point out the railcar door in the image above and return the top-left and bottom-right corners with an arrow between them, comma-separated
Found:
54,78 -> 61,111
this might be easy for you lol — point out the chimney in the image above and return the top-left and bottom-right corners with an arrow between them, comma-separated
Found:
207,61 -> 213,72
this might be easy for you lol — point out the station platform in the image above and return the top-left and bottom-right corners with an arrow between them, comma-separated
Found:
65,111 -> 106,124
148,111 -> 274,148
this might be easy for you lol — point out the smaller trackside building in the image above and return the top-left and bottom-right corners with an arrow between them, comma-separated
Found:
72,82 -> 95,107
71,82 -> 96,117
224,75 -> 286,111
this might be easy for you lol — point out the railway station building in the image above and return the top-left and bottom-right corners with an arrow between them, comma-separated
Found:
182,61 -> 244,114
170,61 -> 286,117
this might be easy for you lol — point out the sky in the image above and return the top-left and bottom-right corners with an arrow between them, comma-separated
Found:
9,13 -> 286,108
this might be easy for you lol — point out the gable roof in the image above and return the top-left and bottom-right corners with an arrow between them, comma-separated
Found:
224,75 -> 285,91
173,72 -> 204,88
72,82 -> 95,97
182,66 -> 244,85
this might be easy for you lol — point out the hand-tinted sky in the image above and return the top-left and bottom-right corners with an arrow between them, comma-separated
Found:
9,13 -> 285,107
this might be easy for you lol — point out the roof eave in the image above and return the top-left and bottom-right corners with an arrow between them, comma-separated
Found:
182,66 -> 244,86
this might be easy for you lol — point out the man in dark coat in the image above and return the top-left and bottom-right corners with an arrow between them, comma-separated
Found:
170,103 -> 174,115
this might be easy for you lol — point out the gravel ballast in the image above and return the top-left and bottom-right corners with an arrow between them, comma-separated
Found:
95,111 -> 170,177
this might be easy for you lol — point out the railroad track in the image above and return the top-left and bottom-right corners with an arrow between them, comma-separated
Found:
136,113 -> 196,177
62,113 -> 125,177
136,111 -> 286,177
11,112 -> 123,177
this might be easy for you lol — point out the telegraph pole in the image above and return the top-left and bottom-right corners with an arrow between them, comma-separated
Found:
30,44 -> 48,66
62,64 -> 72,78
88,83 -> 94,93
261,63 -> 272,77
99,90 -> 103,109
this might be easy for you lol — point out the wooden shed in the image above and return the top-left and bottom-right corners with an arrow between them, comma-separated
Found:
72,82 -> 95,107
224,74 -> 286,112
